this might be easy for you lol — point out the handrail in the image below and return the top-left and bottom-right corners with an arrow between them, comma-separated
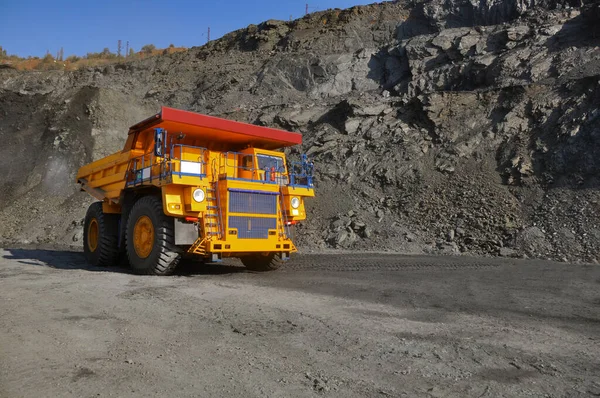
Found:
125,149 -> 314,189
219,151 -> 258,178
170,144 -> 208,177
288,154 -> 314,188
126,144 -> 209,186
218,151 -> 290,185
279,188 -> 291,239
170,144 -> 208,162
126,151 -> 159,186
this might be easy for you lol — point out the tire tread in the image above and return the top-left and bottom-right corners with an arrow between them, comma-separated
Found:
241,253 -> 285,272
83,202 -> 119,267
126,196 -> 181,276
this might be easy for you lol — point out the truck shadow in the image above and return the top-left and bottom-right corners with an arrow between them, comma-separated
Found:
2,249 -> 246,276
176,259 -> 247,276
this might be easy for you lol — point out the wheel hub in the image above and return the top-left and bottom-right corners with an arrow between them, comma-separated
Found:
133,215 -> 154,259
87,218 -> 99,252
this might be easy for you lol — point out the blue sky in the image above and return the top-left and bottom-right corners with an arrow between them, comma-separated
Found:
0,0 -> 374,58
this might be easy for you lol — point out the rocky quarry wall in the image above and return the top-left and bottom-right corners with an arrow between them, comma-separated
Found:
1,0 -> 599,262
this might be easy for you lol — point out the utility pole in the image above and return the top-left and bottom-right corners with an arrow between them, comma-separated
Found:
305,4 -> 318,15
207,27 -> 211,43
125,41 -> 129,58
118,40 -> 122,58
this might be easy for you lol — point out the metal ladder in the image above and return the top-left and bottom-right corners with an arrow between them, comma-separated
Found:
204,183 -> 222,240
277,188 -> 297,255
278,188 -> 291,240
188,160 -> 223,256
188,183 -> 221,256
208,158 -> 223,240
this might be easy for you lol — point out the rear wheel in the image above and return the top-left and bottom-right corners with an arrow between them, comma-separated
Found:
126,196 -> 181,275
241,253 -> 286,272
83,202 -> 119,267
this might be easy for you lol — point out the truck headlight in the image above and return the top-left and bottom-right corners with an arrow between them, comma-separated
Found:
291,197 -> 301,209
193,188 -> 205,203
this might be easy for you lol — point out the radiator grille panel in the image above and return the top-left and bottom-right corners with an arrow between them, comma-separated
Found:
229,216 -> 277,239
229,191 -> 277,215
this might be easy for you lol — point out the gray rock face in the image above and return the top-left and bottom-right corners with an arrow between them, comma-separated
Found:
1,0 -> 599,262
420,0 -> 583,28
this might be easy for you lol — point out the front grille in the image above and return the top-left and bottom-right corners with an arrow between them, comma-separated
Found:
228,216 -> 277,239
229,190 -> 277,215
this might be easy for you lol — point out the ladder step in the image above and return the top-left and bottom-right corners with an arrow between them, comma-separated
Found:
205,223 -> 219,227
207,206 -> 218,209
187,237 -> 208,255
205,214 -> 218,217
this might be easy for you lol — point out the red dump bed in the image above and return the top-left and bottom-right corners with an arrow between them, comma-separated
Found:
127,106 -> 302,150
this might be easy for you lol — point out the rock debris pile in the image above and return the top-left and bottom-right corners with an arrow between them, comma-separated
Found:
1,0 -> 599,262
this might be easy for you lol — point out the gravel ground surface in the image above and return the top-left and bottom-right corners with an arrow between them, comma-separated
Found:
2,1 -> 600,263
1,250 -> 599,397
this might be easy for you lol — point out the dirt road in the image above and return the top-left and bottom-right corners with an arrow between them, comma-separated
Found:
1,249 -> 599,397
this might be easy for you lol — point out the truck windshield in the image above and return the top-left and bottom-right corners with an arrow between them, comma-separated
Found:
257,154 -> 285,172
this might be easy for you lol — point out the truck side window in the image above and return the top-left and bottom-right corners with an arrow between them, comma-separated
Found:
257,155 -> 284,172
241,155 -> 253,170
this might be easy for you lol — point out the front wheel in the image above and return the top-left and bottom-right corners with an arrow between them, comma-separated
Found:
126,196 -> 181,275
241,253 -> 287,272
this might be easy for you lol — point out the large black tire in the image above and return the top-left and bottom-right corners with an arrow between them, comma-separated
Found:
241,253 -> 286,272
125,196 -> 181,276
83,202 -> 119,267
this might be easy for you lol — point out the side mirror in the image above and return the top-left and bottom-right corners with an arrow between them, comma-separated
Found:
154,128 -> 165,157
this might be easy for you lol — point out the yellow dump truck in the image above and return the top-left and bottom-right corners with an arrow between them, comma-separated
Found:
76,107 -> 315,275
